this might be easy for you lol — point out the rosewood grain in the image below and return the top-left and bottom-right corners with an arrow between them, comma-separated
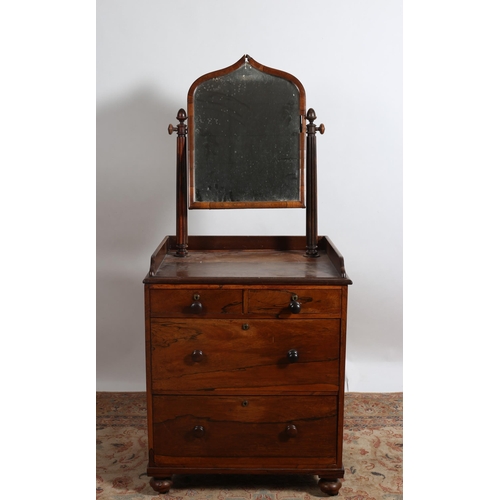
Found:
170,108 -> 188,257
148,456 -> 340,474
152,395 -> 338,458
248,288 -> 342,317
146,236 -> 353,284
149,235 -> 169,277
149,288 -> 243,317
306,108 -> 321,257
145,57 -> 351,496
145,270 -> 349,496
150,318 -> 340,392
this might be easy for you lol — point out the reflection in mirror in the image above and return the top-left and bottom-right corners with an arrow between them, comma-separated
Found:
190,60 -> 304,207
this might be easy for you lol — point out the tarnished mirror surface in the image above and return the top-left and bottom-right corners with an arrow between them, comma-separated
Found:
188,56 -> 305,208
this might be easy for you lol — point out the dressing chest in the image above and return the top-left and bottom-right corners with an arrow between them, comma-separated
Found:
143,56 -> 352,496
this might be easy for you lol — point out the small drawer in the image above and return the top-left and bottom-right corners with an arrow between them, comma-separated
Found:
149,288 -> 243,317
152,395 -> 338,458
248,288 -> 342,317
151,318 -> 340,392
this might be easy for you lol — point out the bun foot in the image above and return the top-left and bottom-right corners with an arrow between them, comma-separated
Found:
318,477 -> 342,496
150,477 -> 173,494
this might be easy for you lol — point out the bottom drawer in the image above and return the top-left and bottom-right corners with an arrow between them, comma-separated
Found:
152,395 -> 338,459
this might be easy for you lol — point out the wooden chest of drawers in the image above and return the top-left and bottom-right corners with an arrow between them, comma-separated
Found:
144,235 -> 351,495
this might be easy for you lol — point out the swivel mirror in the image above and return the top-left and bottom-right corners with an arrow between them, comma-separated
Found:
188,55 -> 305,208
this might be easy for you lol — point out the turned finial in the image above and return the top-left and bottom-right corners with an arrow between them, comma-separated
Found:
169,108 -> 188,136
307,108 -> 317,122
177,108 -> 187,122
306,108 -> 325,134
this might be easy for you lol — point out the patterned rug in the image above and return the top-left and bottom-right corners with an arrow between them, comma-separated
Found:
96,392 -> 402,500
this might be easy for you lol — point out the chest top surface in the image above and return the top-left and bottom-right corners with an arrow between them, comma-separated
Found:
144,235 -> 351,285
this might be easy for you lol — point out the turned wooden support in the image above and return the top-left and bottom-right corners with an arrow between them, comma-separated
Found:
318,477 -> 342,496
150,477 -> 173,494
305,108 -> 324,257
169,108 -> 188,257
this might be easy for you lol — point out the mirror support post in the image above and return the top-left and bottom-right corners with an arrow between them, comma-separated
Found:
169,109 -> 189,257
305,109 -> 324,257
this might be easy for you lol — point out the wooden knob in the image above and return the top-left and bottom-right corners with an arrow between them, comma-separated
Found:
193,425 -> 205,438
168,124 -> 178,135
289,298 -> 301,314
190,300 -> 203,313
191,349 -> 203,362
286,424 -> 298,437
287,349 -> 299,362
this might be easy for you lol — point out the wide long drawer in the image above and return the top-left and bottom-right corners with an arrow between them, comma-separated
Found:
152,395 -> 338,458
150,318 -> 341,392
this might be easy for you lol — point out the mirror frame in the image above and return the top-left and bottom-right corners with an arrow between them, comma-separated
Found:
187,55 -> 306,209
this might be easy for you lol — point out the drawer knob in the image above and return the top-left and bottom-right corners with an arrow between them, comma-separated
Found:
191,349 -> 204,362
289,296 -> 301,314
286,424 -> 298,437
287,349 -> 299,362
190,295 -> 203,314
193,425 -> 205,438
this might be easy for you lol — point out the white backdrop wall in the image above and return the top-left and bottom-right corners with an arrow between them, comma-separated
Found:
96,0 -> 402,392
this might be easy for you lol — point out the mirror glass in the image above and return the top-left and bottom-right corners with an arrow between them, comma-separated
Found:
190,61 -> 303,207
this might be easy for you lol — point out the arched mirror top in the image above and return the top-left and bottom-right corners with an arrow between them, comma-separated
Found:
187,55 -> 306,209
